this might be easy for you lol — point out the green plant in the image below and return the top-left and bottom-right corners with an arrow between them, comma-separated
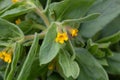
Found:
0,0 -> 120,80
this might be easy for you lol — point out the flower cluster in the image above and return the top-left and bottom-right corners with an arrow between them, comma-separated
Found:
55,28 -> 78,44
0,51 -> 12,63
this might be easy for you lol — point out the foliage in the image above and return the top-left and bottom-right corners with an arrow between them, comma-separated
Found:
0,0 -> 120,80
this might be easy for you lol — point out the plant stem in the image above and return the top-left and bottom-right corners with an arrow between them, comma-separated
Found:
24,31 -> 46,41
35,7 -> 50,27
32,24 -> 46,30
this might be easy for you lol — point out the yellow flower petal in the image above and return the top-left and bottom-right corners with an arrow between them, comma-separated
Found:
71,29 -> 78,37
0,51 -> 12,63
59,40 -> 64,44
15,18 -> 21,25
3,53 -> 11,63
63,33 -> 68,41
55,32 -> 68,44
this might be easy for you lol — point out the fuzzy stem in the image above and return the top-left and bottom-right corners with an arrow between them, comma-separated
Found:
24,31 -> 46,41
35,7 -> 50,27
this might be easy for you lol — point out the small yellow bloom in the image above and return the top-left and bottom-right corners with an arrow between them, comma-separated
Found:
48,63 -> 54,70
12,0 -> 19,3
70,29 -> 78,37
48,60 -> 56,70
55,32 -> 68,44
0,51 -> 12,63
15,18 -> 21,25
3,53 -> 11,63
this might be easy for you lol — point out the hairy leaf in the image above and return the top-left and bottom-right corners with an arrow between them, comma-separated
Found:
17,33 -> 39,80
0,18 -> 24,44
39,23 -> 60,65
49,0 -> 95,21
97,31 -> 120,44
80,0 -> 120,38
105,52 -> 120,75
0,1 -> 35,19
59,49 -> 80,79
6,43 -> 23,80
75,48 -> 109,80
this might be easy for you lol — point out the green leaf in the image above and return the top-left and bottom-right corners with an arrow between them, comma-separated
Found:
100,15 -> 120,37
87,39 -> 110,58
17,33 -> 39,80
27,58 -> 48,80
0,1 -> 35,19
62,13 -> 100,23
39,23 -> 60,65
49,0 -> 95,21
0,18 -> 24,44
80,0 -> 120,38
6,43 -> 23,80
87,39 -> 111,49
4,64 -> 11,80
59,49 -> 80,79
97,31 -> 120,44
0,0 -> 12,11
75,48 -> 109,80
105,52 -> 120,75
97,59 -> 108,66
62,13 -> 100,28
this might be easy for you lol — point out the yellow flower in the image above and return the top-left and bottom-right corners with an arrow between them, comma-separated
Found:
70,29 -> 78,37
55,32 -> 68,44
12,0 -> 19,3
15,18 -> 21,25
48,63 -> 54,70
3,53 -> 11,63
0,51 -> 12,63
48,60 -> 56,70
